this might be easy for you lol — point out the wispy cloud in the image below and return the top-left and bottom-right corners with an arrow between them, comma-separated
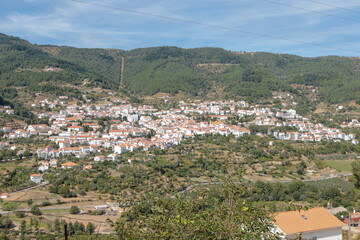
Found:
0,0 -> 359,56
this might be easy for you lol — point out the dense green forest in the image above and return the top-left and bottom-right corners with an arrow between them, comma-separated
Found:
1,33 -> 360,103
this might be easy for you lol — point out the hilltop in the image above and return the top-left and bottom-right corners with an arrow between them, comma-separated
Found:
1,33 -> 360,106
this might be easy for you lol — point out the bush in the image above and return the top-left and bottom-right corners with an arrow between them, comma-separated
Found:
27,199 -> 33,206
78,189 -> 87,196
15,211 -> 25,218
69,205 -> 80,215
88,210 -> 105,215
0,217 -> 13,229
41,200 -> 51,207
314,158 -> 328,170
30,206 -> 42,216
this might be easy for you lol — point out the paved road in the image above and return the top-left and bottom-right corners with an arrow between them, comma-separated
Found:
0,181 -> 50,213
6,181 -> 49,195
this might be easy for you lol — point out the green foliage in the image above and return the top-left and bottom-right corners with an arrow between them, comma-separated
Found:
0,217 -> 12,229
251,179 -> 354,207
0,166 -> 36,192
49,185 -> 77,198
352,160 -> 360,188
69,236 -> 115,240
116,180 -> 281,239
89,210 -> 105,215
69,205 -> 80,215
15,211 -> 25,218
335,211 -> 348,220
296,161 -> 307,175
20,219 -> 26,237
61,221 -> 88,237
30,206 -> 42,216
0,34 -> 99,91
1,33 -> 360,103
86,222 -> 95,235
314,158 -> 328,170
26,199 -> 33,206
54,218 -> 61,234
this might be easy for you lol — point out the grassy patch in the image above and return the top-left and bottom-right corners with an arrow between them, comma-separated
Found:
1,201 -> 24,211
42,208 -> 69,214
0,162 -> 12,168
326,160 -> 354,172
306,178 -> 354,192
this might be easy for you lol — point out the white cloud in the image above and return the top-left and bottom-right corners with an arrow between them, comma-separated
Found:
0,0 -> 359,56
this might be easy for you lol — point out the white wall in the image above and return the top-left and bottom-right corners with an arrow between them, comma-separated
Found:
286,227 -> 342,240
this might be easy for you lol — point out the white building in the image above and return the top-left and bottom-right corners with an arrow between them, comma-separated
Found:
30,174 -> 42,184
0,193 -> 9,199
273,207 -> 345,240
94,204 -> 109,210
114,144 -> 128,154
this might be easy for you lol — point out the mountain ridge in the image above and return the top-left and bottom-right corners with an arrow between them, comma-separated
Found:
1,33 -> 360,105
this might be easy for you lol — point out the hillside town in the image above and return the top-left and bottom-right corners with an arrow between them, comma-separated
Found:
1,98 -> 358,166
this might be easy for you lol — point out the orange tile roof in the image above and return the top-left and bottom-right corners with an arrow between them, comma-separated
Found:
61,162 -> 79,167
84,165 -> 93,170
274,207 -> 345,235
68,125 -> 83,129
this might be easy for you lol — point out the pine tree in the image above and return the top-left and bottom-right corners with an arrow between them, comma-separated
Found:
20,220 -> 26,240
54,218 -> 61,234
87,222 -> 95,235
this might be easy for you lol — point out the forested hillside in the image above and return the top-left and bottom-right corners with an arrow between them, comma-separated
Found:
1,33 -> 360,104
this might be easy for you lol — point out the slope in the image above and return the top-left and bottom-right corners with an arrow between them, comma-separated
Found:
1,33 -> 360,105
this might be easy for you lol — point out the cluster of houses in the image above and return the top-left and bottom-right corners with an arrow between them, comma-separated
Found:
0,106 -> 15,115
253,108 -> 359,144
2,98 -> 360,239
341,119 -> 360,128
1,100 -> 359,163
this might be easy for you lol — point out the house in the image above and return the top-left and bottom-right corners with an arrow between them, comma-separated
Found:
107,154 -> 119,161
83,165 -> 93,171
94,204 -> 109,210
68,125 -> 84,134
30,174 -> 42,184
49,159 -> 58,168
273,207 -> 345,240
59,141 -> 70,148
94,155 -> 105,162
76,153 -> 87,158
61,161 -> 79,169
345,212 -> 360,227
81,146 -> 91,154
90,145 -> 100,153
38,162 -> 49,172
114,144 -> 128,154
0,193 -> 9,199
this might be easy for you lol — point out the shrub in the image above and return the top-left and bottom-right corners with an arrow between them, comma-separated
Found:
69,205 -> 80,215
30,206 -> 42,216
15,211 -> 25,218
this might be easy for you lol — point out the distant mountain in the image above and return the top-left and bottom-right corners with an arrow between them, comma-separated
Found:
1,33 -> 360,105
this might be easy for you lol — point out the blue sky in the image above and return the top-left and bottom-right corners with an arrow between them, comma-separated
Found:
1,0 -> 360,56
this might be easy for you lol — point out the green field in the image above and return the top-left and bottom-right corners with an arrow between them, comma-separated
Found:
42,208 -> 69,214
1,201 -> 24,211
306,178 -> 354,192
326,160 -> 354,172
0,162 -> 13,168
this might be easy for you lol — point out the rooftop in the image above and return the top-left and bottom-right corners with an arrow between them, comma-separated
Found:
274,207 -> 345,235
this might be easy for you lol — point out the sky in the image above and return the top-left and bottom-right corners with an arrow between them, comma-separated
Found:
1,0 -> 360,57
